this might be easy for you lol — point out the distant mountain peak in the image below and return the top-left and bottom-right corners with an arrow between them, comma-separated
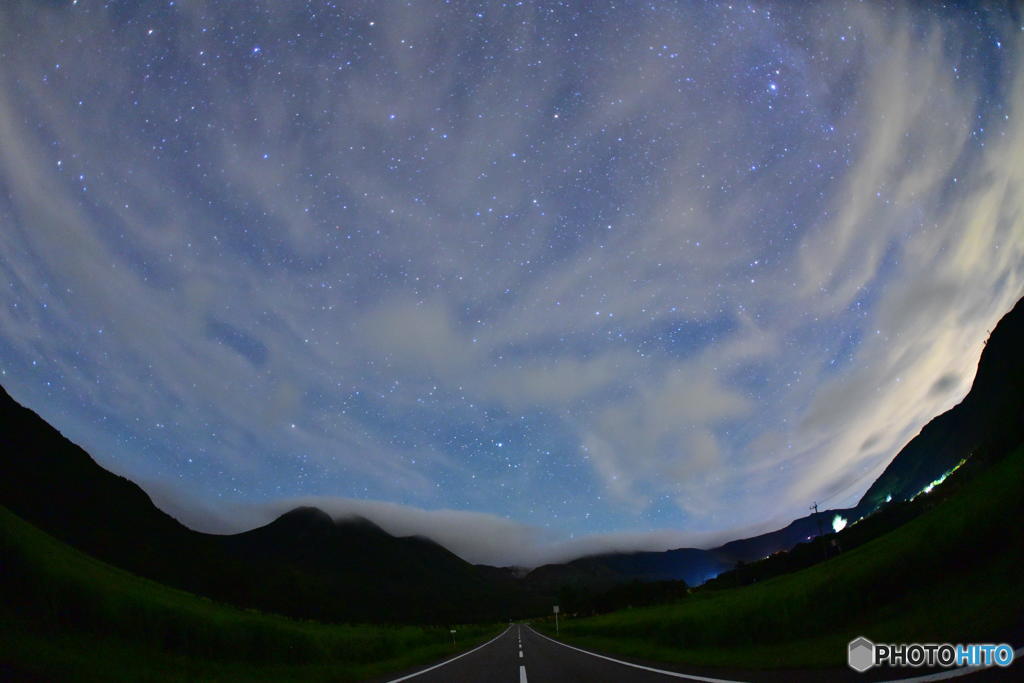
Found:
275,506 -> 335,527
265,507 -> 398,540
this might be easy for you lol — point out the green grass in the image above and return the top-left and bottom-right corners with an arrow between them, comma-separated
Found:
534,445 -> 1024,669
0,507 -> 502,681
4,449 -> 1021,678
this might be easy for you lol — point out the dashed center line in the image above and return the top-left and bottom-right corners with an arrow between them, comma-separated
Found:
519,664 -> 528,682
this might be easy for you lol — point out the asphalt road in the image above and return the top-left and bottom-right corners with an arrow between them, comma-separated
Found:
375,625 -> 1021,683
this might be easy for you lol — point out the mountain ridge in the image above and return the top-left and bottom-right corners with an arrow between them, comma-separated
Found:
526,295 -> 1023,584
0,387 -> 523,622
2,295 -> 1021,618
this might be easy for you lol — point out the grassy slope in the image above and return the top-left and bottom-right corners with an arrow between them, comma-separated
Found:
534,445 -> 1024,669
0,507 -> 500,682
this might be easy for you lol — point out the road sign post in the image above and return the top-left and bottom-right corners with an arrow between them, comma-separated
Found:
450,628 -> 456,646
553,605 -> 560,635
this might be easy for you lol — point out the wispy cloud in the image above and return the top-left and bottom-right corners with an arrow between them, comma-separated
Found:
0,2 -> 1021,564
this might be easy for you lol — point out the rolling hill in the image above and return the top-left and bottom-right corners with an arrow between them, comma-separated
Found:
2,295 -> 1021,620
0,387 -> 520,623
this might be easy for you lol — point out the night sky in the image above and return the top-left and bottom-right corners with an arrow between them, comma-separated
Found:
1,1 -> 1022,566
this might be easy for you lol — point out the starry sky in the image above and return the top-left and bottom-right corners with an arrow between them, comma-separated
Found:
1,1 -> 1022,567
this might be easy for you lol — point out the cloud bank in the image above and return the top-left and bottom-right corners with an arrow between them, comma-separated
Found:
144,480 -> 740,567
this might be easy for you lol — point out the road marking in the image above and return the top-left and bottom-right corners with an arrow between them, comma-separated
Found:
519,649 -> 523,658
384,626 -> 512,682
879,646 -> 1024,682
529,628 -> 1022,682
519,664 -> 528,682
527,626 -> 747,682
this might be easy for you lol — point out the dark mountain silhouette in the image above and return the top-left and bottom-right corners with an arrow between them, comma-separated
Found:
526,547 -> 733,591
853,296 -> 1024,512
1,297 -> 1021,619
713,511 -> 846,564
516,512 -> 854,591
531,296 -> 1024,584
0,388 -> 521,622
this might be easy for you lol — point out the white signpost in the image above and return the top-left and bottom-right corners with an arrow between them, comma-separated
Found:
450,629 -> 456,646
553,605 -> 560,635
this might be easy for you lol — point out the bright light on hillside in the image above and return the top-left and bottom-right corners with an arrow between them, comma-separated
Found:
911,457 -> 968,501
832,514 -> 847,533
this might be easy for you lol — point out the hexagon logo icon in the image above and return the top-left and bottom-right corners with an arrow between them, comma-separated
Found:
848,636 -> 875,673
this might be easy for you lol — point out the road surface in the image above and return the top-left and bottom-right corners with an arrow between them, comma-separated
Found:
372,625 -> 1021,682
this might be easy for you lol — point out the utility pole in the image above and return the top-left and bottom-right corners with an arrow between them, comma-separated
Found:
809,502 -> 824,537
810,502 -> 828,560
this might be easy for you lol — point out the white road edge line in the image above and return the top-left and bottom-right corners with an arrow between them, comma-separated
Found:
519,664 -> 528,682
879,646 -> 1024,682
385,626 -> 512,682
528,627 -> 1022,683
526,626 -> 747,682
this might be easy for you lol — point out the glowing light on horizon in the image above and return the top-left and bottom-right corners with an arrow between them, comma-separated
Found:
911,457 -> 968,501
832,514 -> 848,533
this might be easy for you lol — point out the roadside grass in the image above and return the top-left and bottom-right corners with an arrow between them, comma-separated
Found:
0,506 -> 501,681
534,445 -> 1024,669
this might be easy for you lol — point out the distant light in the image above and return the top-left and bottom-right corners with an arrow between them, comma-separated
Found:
911,457 -> 968,501
885,494 -> 892,503
832,514 -> 847,533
